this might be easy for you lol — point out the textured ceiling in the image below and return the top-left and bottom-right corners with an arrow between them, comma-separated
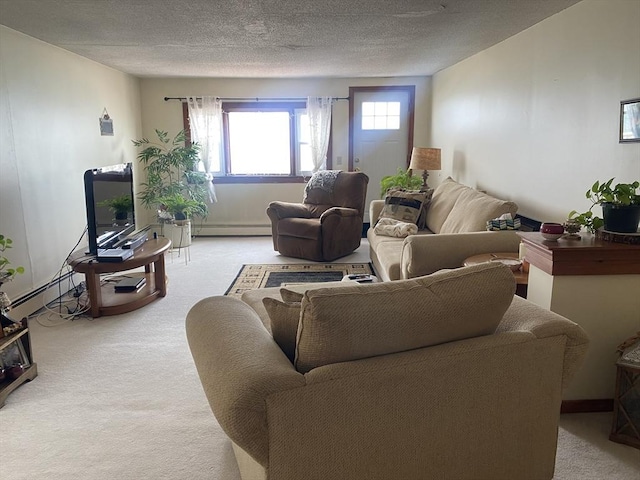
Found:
0,0 -> 581,78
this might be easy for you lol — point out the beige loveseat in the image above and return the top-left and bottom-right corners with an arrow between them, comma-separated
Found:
186,263 -> 588,480
369,177 -> 522,281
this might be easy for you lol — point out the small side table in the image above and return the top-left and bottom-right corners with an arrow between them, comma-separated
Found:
463,252 -> 528,298
610,340 -> 640,450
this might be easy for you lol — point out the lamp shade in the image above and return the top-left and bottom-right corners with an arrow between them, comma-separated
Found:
409,147 -> 441,171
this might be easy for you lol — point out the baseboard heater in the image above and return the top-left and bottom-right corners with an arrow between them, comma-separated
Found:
6,270 -> 79,320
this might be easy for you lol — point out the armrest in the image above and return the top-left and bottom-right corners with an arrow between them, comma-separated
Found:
265,327 -> 575,478
319,206 -> 360,222
497,296 -> 589,391
401,230 -> 521,278
267,201 -> 312,219
370,199 -> 385,225
186,296 -> 305,467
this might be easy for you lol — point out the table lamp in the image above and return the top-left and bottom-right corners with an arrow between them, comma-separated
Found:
409,147 -> 441,190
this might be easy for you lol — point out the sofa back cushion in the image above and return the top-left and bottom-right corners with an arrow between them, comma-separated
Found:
424,177 -> 468,233
440,189 -> 518,233
294,262 -> 516,373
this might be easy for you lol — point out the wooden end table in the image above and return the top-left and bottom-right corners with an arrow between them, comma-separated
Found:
463,252 -> 528,298
67,238 -> 171,318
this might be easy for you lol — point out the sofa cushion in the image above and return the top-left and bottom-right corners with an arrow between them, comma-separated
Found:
262,297 -> 300,362
294,262 -> 516,373
378,189 -> 428,225
440,189 -> 518,233
425,177 -> 468,233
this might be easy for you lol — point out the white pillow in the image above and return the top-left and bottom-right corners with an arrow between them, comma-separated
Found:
373,218 -> 418,238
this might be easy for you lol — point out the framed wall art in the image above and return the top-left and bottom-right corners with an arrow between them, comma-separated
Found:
619,98 -> 640,143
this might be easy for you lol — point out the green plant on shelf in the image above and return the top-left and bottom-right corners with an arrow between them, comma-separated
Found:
0,234 -> 25,286
569,178 -> 640,233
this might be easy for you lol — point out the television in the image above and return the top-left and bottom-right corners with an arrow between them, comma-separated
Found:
83,163 -> 136,255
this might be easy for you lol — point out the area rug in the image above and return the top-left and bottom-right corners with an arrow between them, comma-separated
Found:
225,263 -> 374,298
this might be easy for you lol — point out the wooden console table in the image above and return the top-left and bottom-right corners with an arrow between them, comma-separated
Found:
518,232 -> 640,412
68,238 -> 171,318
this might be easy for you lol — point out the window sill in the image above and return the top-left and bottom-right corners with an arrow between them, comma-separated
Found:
212,175 -> 308,184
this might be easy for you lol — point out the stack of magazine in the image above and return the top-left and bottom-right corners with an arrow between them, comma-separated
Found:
114,277 -> 146,293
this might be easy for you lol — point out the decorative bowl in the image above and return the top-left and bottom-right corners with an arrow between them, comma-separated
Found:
540,222 -> 564,241
490,257 -> 523,272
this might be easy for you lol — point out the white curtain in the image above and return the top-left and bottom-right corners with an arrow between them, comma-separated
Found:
186,96 -> 221,203
307,96 -> 333,173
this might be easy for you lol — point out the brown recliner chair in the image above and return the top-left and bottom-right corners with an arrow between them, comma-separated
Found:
266,171 -> 369,261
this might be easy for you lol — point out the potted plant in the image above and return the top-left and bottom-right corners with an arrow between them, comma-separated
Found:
0,234 -> 24,287
133,129 -> 209,223
569,178 -> 640,233
380,167 -> 423,198
160,193 -> 203,223
98,194 -> 133,221
0,234 -> 25,323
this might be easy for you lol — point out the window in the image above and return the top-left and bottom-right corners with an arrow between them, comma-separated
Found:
361,101 -> 401,130
184,101 -> 321,182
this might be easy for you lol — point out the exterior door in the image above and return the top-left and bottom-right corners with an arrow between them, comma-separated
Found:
349,86 -> 415,223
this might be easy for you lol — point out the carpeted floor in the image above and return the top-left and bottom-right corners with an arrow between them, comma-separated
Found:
225,262 -> 374,297
2,237 -> 639,479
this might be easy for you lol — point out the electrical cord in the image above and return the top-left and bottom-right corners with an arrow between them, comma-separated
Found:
35,226 -> 92,326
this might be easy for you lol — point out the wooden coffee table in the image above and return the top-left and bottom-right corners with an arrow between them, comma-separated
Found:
463,252 -> 528,298
68,238 -> 171,318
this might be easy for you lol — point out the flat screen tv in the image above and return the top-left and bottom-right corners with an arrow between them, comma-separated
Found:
84,163 -> 135,255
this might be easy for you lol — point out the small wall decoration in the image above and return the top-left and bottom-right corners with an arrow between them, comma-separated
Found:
620,98 -> 640,143
100,108 -> 114,136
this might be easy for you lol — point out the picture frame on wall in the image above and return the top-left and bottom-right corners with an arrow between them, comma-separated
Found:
619,98 -> 640,143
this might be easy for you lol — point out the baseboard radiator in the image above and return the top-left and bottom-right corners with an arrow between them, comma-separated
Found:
6,271 -> 83,320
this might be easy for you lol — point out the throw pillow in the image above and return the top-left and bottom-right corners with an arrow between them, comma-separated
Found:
294,262 -> 515,374
378,189 -> 428,225
262,298 -> 301,362
373,217 -> 419,238
439,189 -> 518,233
280,288 -> 303,303
400,188 -> 434,229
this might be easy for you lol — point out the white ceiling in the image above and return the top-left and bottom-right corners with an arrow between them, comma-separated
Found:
0,0 -> 581,78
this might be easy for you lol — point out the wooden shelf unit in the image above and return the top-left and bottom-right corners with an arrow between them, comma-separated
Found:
1,326 -> 38,408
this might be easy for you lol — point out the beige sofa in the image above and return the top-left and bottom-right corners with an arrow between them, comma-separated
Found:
369,177 -> 522,281
186,264 -> 588,480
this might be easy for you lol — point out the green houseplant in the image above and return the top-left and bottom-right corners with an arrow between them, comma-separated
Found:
380,168 -> 423,198
0,234 -> 24,286
133,129 -> 209,223
160,193 -> 204,222
1,234 -> 25,315
569,178 -> 640,233
98,194 -> 133,220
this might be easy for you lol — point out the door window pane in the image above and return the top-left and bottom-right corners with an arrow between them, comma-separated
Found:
361,101 -> 401,130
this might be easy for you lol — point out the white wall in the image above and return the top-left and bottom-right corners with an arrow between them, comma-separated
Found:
431,0 -> 640,223
139,76 -> 432,234
0,26 -> 141,301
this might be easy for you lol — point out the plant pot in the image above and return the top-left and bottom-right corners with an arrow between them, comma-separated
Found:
602,203 -> 640,233
167,221 -> 192,248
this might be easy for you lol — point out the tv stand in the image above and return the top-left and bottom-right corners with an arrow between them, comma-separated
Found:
68,238 -> 171,318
